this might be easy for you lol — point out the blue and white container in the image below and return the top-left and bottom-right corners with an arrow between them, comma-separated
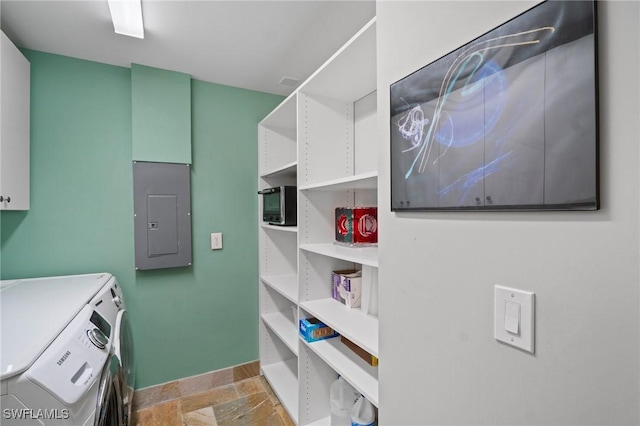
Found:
350,394 -> 375,426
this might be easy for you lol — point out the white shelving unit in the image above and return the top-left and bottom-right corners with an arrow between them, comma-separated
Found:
258,89 -> 299,423
258,17 -> 378,425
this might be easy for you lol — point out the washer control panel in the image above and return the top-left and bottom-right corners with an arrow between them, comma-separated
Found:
26,305 -> 111,406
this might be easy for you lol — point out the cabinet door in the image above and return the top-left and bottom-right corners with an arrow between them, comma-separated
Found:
1,32 -> 30,210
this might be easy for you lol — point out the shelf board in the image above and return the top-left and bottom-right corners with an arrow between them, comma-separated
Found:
302,337 -> 378,407
299,171 -> 377,192
260,161 -> 297,179
262,359 -> 299,422
261,223 -> 298,233
307,417 -> 331,426
299,243 -> 378,267
300,298 -> 378,357
259,93 -> 297,129
260,274 -> 298,303
262,311 -> 299,356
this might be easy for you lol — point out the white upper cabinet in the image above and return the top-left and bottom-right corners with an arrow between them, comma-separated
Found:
1,31 -> 30,211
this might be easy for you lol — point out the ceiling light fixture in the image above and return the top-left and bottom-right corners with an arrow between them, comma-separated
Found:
107,0 -> 144,39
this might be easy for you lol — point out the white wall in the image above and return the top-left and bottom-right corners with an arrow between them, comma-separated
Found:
376,1 -> 639,424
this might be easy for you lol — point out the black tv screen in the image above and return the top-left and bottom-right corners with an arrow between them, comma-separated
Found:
390,0 -> 598,211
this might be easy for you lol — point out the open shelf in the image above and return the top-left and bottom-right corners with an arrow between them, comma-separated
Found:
301,337 -> 378,407
259,92 -> 296,178
300,298 -> 378,357
300,243 -> 378,267
260,161 -> 297,179
307,417 -> 331,426
262,311 -> 298,356
299,171 -> 377,192
260,93 -> 297,129
262,359 -> 299,422
261,223 -> 298,233
260,274 -> 298,304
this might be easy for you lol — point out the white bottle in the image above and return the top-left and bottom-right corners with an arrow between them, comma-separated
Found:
350,394 -> 375,426
330,376 -> 358,425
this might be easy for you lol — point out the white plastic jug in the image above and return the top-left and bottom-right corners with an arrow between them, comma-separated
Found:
330,376 -> 358,426
350,394 -> 375,426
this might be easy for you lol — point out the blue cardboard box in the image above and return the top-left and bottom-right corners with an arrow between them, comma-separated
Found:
299,317 -> 338,342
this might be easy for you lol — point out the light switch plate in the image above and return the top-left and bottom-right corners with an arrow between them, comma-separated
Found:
494,285 -> 535,353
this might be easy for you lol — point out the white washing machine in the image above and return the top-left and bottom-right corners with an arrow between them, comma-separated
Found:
0,273 -> 134,425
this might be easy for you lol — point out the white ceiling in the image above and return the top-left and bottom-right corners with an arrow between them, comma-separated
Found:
0,0 -> 376,96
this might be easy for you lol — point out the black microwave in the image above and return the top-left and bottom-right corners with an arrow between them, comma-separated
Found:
258,186 -> 296,226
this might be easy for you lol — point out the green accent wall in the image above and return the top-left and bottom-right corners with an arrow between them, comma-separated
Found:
0,50 -> 284,389
131,64 -> 192,164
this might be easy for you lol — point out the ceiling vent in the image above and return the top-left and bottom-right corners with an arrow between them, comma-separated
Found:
279,76 -> 300,87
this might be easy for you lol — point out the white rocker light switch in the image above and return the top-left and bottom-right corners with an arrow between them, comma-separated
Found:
495,285 -> 535,353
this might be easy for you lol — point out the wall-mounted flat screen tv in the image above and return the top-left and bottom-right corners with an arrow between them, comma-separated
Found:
390,0 -> 598,211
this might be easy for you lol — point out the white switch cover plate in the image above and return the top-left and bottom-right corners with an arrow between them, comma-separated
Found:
494,285 -> 535,353
211,233 -> 222,250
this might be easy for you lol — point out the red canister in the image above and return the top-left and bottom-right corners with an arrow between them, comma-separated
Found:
335,207 -> 378,245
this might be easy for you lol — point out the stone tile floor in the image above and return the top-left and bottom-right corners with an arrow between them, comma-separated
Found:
132,376 -> 295,426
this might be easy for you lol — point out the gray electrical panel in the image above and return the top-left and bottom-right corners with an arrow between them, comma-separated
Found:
133,161 -> 192,270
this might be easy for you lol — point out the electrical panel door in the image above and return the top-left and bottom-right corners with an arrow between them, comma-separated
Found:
133,161 -> 192,270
